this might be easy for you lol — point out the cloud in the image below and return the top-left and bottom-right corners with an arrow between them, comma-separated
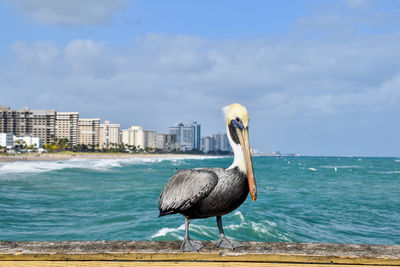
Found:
6,33 -> 400,119
4,0 -> 129,25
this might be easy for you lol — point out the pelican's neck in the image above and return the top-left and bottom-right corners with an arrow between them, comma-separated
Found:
226,125 -> 246,172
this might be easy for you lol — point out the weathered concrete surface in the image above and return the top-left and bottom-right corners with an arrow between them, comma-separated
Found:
0,241 -> 399,265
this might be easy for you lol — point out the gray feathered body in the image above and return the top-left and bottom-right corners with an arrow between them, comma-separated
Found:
158,167 -> 249,219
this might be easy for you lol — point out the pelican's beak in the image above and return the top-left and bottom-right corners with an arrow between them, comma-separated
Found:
237,127 -> 257,201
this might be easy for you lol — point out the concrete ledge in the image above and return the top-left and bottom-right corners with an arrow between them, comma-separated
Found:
0,241 -> 399,266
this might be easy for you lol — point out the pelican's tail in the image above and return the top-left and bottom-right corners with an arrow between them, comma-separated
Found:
158,209 -> 176,217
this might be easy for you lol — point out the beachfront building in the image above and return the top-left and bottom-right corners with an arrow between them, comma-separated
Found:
201,136 -> 214,154
213,133 -> 231,152
30,109 -> 57,145
121,126 -> 144,149
0,106 -> 56,144
156,133 -> 179,152
143,130 -> 156,149
169,122 -> 201,151
56,112 -> 79,147
192,122 -> 201,151
14,136 -> 42,149
0,106 -> 31,137
0,133 -> 14,148
78,118 -> 100,147
99,120 -> 120,148
201,133 -> 231,154
121,129 -> 133,147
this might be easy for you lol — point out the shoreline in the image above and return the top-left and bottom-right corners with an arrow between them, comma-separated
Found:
0,153 -> 215,163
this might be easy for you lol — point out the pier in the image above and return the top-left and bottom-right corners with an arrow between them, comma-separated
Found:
0,241 -> 399,266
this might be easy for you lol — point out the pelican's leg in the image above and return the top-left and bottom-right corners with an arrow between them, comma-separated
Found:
213,216 -> 244,249
181,217 -> 203,252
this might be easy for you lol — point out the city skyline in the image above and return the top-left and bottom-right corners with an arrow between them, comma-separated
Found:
0,105 -> 233,154
1,1 -> 399,156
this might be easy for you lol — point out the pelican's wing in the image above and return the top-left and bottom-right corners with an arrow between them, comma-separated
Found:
158,169 -> 218,216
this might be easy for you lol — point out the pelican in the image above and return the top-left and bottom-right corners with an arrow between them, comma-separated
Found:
158,103 -> 257,252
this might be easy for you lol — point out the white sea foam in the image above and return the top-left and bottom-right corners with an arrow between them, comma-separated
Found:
151,210 -> 294,242
395,159 -> 400,163
308,167 -> 317,171
151,224 -> 185,239
233,211 -> 245,221
0,156 -> 222,175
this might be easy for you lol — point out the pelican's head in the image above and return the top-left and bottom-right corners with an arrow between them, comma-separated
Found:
223,103 -> 257,202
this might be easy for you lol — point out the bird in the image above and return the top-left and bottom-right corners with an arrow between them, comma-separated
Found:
157,103 -> 257,252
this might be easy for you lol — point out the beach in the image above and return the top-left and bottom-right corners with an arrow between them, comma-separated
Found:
0,153 -> 210,163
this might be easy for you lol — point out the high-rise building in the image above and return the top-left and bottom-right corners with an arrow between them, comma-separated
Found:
0,106 -> 56,144
213,133 -> 231,152
56,112 -> 79,146
192,122 -> 201,150
169,122 -> 201,151
30,109 -> 57,145
99,120 -> 120,148
143,130 -> 156,148
156,133 -> 179,151
121,129 -> 134,147
78,118 -> 100,146
0,106 -> 30,136
156,133 -> 165,150
121,126 -> 144,149
201,136 -> 214,154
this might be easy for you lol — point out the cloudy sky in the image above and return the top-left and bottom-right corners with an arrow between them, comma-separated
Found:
1,0 -> 399,156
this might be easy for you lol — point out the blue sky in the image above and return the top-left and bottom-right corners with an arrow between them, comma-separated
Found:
0,0 -> 399,156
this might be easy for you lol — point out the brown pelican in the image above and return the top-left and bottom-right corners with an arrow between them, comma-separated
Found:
158,103 -> 257,252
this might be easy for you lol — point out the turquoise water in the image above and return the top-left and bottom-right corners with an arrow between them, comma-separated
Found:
0,156 -> 399,244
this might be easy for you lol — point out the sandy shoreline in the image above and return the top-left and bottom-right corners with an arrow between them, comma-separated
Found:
0,153 -> 212,163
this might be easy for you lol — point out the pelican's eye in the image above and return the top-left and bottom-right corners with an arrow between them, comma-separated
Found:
231,118 -> 244,130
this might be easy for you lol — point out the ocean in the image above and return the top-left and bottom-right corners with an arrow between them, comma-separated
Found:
0,156 -> 399,245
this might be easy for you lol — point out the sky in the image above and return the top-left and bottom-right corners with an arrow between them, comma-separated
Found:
0,0 -> 399,157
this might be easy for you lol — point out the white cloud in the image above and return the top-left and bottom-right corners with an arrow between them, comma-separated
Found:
4,0 -> 128,25
6,33 -> 400,119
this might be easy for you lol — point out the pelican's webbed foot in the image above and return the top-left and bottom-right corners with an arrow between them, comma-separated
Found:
181,239 -> 203,252
213,235 -> 244,250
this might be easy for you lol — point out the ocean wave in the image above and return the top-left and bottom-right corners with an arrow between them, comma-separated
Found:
151,211 -> 293,242
308,167 -> 317,171
0,156 -> 222,175
151,224 -> 185,239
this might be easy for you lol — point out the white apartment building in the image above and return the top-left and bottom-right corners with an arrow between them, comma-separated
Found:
121,126 -> 144,149
99,120 -> 120,148
0,133 -> 14,148
78,118 -> 100,146
56,112 -> 79,146
14,136 -> 42,148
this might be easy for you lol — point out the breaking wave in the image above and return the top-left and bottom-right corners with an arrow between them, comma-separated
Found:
151,211 -> 293,242
0,156 -> 222,175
